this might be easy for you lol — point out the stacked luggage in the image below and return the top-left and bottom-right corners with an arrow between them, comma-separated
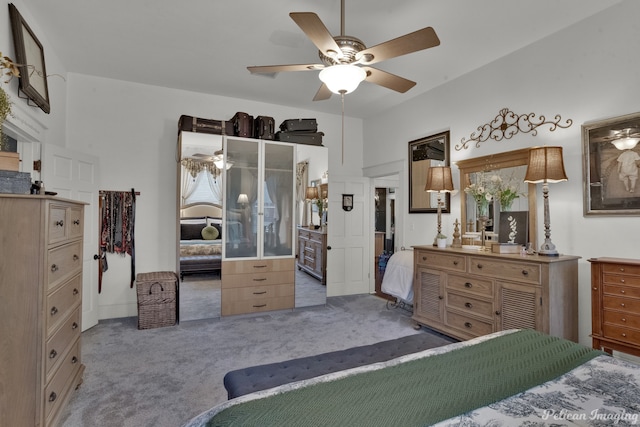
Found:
276,118 -> 324,146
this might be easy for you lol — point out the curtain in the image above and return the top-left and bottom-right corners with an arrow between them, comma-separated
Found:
181,165 -> 197,207
205,167 -> 223,201
296,161 -> 309,226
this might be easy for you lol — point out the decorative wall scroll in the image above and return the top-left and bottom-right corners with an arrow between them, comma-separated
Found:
456,108 -> 573,151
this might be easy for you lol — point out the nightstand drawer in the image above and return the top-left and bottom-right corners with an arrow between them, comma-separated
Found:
603,295 -> 640,313
603,324 -> 640,344
603,310 -> 640,330
445,310 -> 493,336
446,292 -> 493,319
603,283 -> 640,298
603,263 -> 640,276
46,274 -> 82,336
470,257 -> 540,284
415,250 -> 465,272
447,274 -> 493,297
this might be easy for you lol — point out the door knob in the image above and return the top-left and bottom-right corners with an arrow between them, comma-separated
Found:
93,254 -> 100,260
327,246 -> 332,250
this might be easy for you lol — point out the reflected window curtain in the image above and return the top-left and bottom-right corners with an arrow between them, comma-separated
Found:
180,165 -> 197,207
296,161 -> 309,226
266,173 -> 289,248
205,167 -> 223,202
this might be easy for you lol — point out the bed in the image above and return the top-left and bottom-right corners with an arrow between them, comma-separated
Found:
380,249 -> 414,304
183,329 -> 640,427
179,203 -> 223,279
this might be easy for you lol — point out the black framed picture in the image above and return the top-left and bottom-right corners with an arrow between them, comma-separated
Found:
498,211 -> 528,245
9,3 -> 51,114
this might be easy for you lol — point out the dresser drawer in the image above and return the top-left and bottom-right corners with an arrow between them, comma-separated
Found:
603,310 -> 640,330
603,283 -> 640,299
470,257 -> 540,284
445,310 -> 494,337
67,206 -> 84,240
47,274 -> 82,336
603,274 -> 640,288
222,293 -> 295,316
603,263 -> 640,276
222,258 -> 294,275
298,229 -> 311,240
46,308 -> 81,378
48,205 -> 68,244
602,324 -> 640,344
44,338 -> 82,421
446,292 -> 494,319
47,241 -> 83,291
447,274 -> 493,297
603,295 -> 640,313
415,250 -> 466,272
222,270 -> 295,289
222,283 -> 294,301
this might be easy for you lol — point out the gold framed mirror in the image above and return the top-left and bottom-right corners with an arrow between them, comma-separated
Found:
456,148 -> 537,249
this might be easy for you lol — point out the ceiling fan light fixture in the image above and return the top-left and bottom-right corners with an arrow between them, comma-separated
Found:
319,64 -> 366,94
612,137 -> 640,150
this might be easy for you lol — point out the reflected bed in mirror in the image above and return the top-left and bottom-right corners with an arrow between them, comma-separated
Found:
456,148 -> 537,249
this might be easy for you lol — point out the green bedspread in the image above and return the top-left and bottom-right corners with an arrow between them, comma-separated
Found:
206,330 -> 603,427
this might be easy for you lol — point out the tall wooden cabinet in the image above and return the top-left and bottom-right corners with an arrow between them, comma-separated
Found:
222,136 -> 296,315
296,227 -> 327,285
590,257 -> 640,357
0,195 -> 85,427
412,246 -> 579,341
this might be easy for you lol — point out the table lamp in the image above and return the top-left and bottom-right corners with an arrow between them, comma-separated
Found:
425,166 -> 455,246
305,186 -> 319,228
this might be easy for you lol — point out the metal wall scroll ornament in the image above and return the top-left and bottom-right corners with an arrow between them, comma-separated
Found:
456,108 -> 573,151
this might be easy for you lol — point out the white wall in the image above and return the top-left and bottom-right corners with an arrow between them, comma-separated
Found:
363,0 -> 640,346
65,73 -> 363,318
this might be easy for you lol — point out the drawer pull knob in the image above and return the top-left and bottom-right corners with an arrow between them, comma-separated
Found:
495,310 -> 501,316
73,219 -> 80,225
521,270 -> 529,276
49,392 -> 57,402
453,260 -> 459,266
253,304 -> 267,308
465,302 -> 473,308
72,322 -> 78,330
73,254 -> 79,261
593,287 -> 598,291
622,333 -> 627,337
621,303 -> 626,308
422,256 -> 427,261
620,268 -> 625,272
621,289 -> 626,293
464,322 -> 472,328
49,349 -> 57,359
73,288 -> 79,295
50,306 -> 58,316
253,265 -> 267,269
438,295 -> 443,300
476,264 -> 483,269
253,291 -> 267,295
72,356 -> 78,364
55,220 -> 64,227
51,264 -> 59,272
464,282 -> 473,288
621,279 -> 626,283
253,278 -> 267,282
622,318 -> 627,322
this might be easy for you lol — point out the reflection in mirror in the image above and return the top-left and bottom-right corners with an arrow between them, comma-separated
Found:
457,148 -> 537,249
409,131 -> 451,213
177,131 -> 328,321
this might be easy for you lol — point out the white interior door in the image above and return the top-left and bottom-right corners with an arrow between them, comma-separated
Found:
42,145 -> 100,331
326,176 -> 371,296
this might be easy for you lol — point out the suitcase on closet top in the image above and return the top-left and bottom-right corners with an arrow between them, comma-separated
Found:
279,118 -> 318,133
254,116 -> 275,140
178,115 -> 234,135
232,112 -> 254,137
275,131 -> 324,146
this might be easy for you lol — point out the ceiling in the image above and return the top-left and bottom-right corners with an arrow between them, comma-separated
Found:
21,0 -> 622,119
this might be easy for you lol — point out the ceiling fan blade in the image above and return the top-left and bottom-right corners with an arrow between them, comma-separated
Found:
290,12 -> 343,59
361,66 -> 416,93
247,64 -> 325,74
313,83 -> 333,101
356,27 -> 440,65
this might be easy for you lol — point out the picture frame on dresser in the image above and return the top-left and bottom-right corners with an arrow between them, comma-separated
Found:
8,3 -> 51,114
408,131 -> 450,213
582,111 -> 640,215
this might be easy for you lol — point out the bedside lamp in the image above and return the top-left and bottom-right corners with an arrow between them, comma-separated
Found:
425,166 -> 455,246
524,146 -> 567,256
236,193 -> 249,206
305,186 -> 319,228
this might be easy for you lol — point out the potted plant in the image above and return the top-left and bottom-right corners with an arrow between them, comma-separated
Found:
436,233 -> 447,248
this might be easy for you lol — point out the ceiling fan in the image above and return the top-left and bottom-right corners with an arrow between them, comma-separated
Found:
247,0 -> 440,101
595,127 -> 640,150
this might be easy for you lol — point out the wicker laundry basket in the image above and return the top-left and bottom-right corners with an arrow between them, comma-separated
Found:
136,271 -> 179,329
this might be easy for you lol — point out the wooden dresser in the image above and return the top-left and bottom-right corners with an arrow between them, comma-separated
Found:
0,195 -> 85,427
296,227 -> 327,285
221,258 -> 295,316
412,246 -> 579,342
590,257 -> 640,357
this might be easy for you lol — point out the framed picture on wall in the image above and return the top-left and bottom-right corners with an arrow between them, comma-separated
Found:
9,3 -> 51,114
408,131 -> 450,213
498,211 -> 528,245
582,111 -> 640,215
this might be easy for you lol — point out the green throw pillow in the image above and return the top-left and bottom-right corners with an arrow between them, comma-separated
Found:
201,225 -> 219,240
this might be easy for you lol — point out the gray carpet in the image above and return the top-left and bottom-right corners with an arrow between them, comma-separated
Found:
59,294 -> 454,427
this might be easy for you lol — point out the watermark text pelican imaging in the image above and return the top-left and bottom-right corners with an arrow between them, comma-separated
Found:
542,409 -> 638,425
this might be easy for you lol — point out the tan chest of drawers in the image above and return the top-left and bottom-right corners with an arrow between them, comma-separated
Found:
0,195 -> 85,427
296,227 -> 327,285
221,258 -> 295,316
590,257 -> 640,357
413,246 -> 579,341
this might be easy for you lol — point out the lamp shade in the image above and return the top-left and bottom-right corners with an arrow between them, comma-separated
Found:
319,64 -> 367,94
612,137 -> 640,150
305,186 -> 319,200
237,193 -> 249,204
524,146 -> 568,184
425,166 -> 455,192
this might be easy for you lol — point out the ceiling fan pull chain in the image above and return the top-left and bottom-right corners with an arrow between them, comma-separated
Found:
342,92 -> 345,164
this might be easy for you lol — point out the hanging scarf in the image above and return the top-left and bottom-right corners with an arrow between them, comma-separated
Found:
100,189 -> 137,291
